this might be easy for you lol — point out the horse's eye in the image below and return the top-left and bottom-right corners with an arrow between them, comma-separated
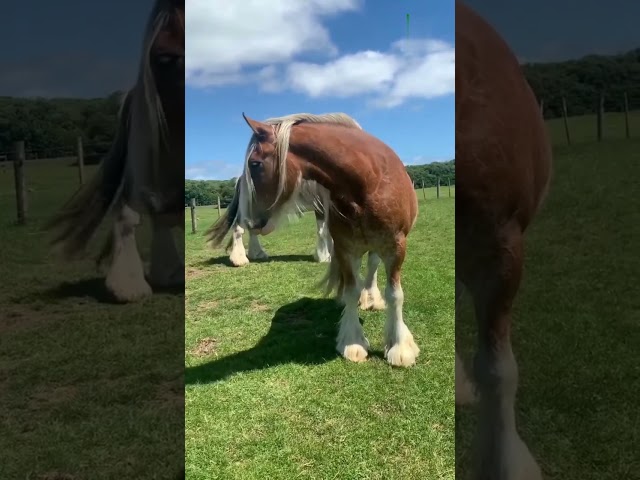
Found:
249,161 -> 262,170
155,54 -> 183,67
156,54 -> 174,64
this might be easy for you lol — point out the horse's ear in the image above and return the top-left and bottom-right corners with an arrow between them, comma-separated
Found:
242,113 -> 273,141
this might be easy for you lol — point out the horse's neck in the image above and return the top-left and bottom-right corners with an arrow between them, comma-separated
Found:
288,126 -> 369,219
290,126 -> 365,193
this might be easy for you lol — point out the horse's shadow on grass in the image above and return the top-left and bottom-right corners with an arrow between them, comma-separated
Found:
199,254 -> 315,268
186,297 -> 373,385
44,277 -> 116,303
39,276 -> 184,305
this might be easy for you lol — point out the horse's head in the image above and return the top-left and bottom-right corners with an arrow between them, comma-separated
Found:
149,0 -> 185,113
240,114 -> 301,234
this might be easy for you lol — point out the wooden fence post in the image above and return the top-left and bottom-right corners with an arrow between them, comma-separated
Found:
76,136 -> 85,185
190,198 -> 197,234
448,178 -> 451,197
596,92 -> 604,141
624,91 -> 630,139
13,141 -> 27,225
217,195 -> 221,217
562,96 -> 571,145
421,179 -> 426,199
436,177 -> 440,199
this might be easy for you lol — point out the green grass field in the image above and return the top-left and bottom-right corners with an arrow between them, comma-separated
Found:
2,108 -> 637,480
456,112 -> 640,479
0,159 -> 184,479
546,110 -> 640,145
185,187 -> 455,479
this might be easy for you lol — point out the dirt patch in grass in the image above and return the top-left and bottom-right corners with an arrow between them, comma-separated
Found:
35,472 -> 77,480
197,301 -> 219,311
29,385 -> 78,410
0,308 -> 57,335
249,300 -> 271,313
192,338 -> 218,357
157,378 -> 184,407
186,267 -> 207,280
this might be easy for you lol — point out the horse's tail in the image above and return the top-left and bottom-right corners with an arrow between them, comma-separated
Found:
45,91 -> 132,259
205,178 -> 240,248
317,254 -> 344,300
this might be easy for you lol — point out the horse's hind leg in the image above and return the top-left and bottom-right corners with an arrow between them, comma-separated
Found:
105,204 -> 152,302
359,252 -> 385,311
228,222 -> 250,267
469,224 -> 541,480
313,209 -> 332,263
149,216 -> 184,288
247,229 -> 268,261
336,252 -> 369,363
383,237 -> 420,367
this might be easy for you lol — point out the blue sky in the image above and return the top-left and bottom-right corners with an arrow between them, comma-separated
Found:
0,0 -> 153,97
2,0 -> 639,101
185,0 -> 455,180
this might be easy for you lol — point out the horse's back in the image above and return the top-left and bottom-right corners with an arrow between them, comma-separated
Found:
455,2 -> 552,234
309,122 -> 418,240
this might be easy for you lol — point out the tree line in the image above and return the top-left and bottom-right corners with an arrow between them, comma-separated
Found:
522,48 -> 640,118
0,92 -> 123,161
185,159 -> 455,207
1,48 -> 639,162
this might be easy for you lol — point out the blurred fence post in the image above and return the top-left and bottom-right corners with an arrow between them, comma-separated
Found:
76,136 -> 85,185
421,180 -> 426,199
13,141 -> 27,225
436,177 -> 440,199
217,195 -> 221,217
624,91 -> 630,139
562,96 -> 571,145
596,92 -> 604,141
448,178 -> 451,197
190,198 -> 197,234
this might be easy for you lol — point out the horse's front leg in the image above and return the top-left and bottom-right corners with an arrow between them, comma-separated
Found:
470,225 -> 542,480
335,253 -> 369,363
105,204 -> 152,302
456,278 -> 477,405
382,237 -> 420,368
228,222 -> 250,267
247,229 -> 269,260
149,213 -> 184,288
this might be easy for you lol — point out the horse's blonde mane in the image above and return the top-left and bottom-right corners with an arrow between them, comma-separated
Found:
128,0 -> 178,191
242,112 -> 362,214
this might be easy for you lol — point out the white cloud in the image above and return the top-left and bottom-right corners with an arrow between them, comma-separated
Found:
186,0 -> 454,108
186,160 -> 242,180
186,0 -> 359,87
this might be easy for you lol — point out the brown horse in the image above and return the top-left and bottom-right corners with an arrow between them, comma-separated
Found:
46,0 -> 185,302
211,112 -> 419,366
211,177 -> 333,267
456,2 -> 552,479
